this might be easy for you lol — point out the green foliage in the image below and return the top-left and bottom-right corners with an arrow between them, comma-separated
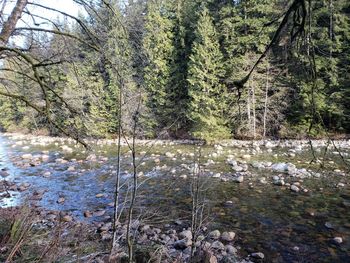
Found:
0,0 -> 349,139
143,0 -> 175,135
187,6 -> 230,141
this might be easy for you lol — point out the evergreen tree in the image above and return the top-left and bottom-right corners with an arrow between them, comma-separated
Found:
187,6 -> 230,141
143,0 -> 174,135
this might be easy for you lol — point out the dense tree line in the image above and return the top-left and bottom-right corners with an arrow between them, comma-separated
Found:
0,0 -> 349,141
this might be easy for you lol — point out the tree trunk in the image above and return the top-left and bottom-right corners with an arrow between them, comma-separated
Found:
252,82 -> 256,139
263,65 -> 269,138
0,0 -> 28,44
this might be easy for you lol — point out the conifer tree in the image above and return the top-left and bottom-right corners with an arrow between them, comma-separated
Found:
187,6 -> 230,141
143,0 -> 174,135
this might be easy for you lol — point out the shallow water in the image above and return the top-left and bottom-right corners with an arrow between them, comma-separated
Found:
0,134 -> 349,262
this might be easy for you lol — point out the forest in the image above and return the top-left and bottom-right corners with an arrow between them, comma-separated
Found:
0,1 -> 350,263
0,0 -> 349,142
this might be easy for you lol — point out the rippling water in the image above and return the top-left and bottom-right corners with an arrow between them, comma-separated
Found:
0,134 -> 349,262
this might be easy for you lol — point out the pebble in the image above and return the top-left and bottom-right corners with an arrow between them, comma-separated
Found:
57,197 -> 65,204
290,185 -> 300,192
209,230 -> 221,240
226,245 -> 237,255
333,237 -> 343,244
62,215 -> 73,222
179,230 -> 192,240
251,252 -> 265,259
234,175 -> 244,183
211,241 -> 225,250
84,211 -> 93,218
174,239 -> 191,250
21,154 -> 33,159
221,231 -> 235,242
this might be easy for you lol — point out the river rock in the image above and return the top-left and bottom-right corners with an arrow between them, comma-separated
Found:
174,239 -> 191,250
227,159 -> 238,166
43,172 -> 51,178
274,179 -> 285,186
252,162 -> 265,169
232,166 -> 244,172
67,166 -> 75,171
165,152 -> 175,158
84,211 -> 93,218
57,197 -> 65,204
251,252 -> 265,259
21,154 -> 33,160
41,155 -> 49,161
209,230 -> 221,240
211,241 -> 225,250
179,230 -> 192,240
265,141 -> 275,148
325,222 -> 334,229
93,210 -> 106,217
62,215 -> 73,222
332,237 -> 343,244
290,185 -> 300,192
0,170 -> 9,177
226,245 -> 237,255
271,163 -> 296,174
221,231 -> 235,242
101,231 -> 112,241
337,182 -> 345,188
234,175 -> 244,183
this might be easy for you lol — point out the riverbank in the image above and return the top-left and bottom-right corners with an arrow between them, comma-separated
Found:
0,133 -> 349,262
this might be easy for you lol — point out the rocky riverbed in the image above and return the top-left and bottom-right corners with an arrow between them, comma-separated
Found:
0,133 -> 349,262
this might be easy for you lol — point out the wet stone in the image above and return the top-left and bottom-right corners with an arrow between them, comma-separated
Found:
209,230 -> 221,240
251,252 -> 265,259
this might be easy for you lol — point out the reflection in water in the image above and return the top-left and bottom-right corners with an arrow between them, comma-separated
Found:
0,134 -> 349,262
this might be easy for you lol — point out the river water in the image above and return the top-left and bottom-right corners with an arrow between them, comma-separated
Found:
0,133 -> 349,262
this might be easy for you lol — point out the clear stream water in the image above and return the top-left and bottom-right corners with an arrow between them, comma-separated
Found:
0,134 -> 349,263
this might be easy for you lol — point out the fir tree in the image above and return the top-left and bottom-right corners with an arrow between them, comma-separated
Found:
143,0 -> 174,135
187,6 -> 230,141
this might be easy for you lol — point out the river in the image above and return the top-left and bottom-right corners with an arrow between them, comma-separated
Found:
0,133 -> 349,262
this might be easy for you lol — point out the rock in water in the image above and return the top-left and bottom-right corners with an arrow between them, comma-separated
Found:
179,230 -> 192,240
209,230 -> 221,240
21,154 -> 33,160
251,252 -> 265,259
62,215 -> 73,222
211,241 -> 225,250
57,197 -> 65,204
174,239 -> 191,250
221,231 -> 236,242
234,175 -> 244,183
290,185 -> 300,192
333,237 -> 343,244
